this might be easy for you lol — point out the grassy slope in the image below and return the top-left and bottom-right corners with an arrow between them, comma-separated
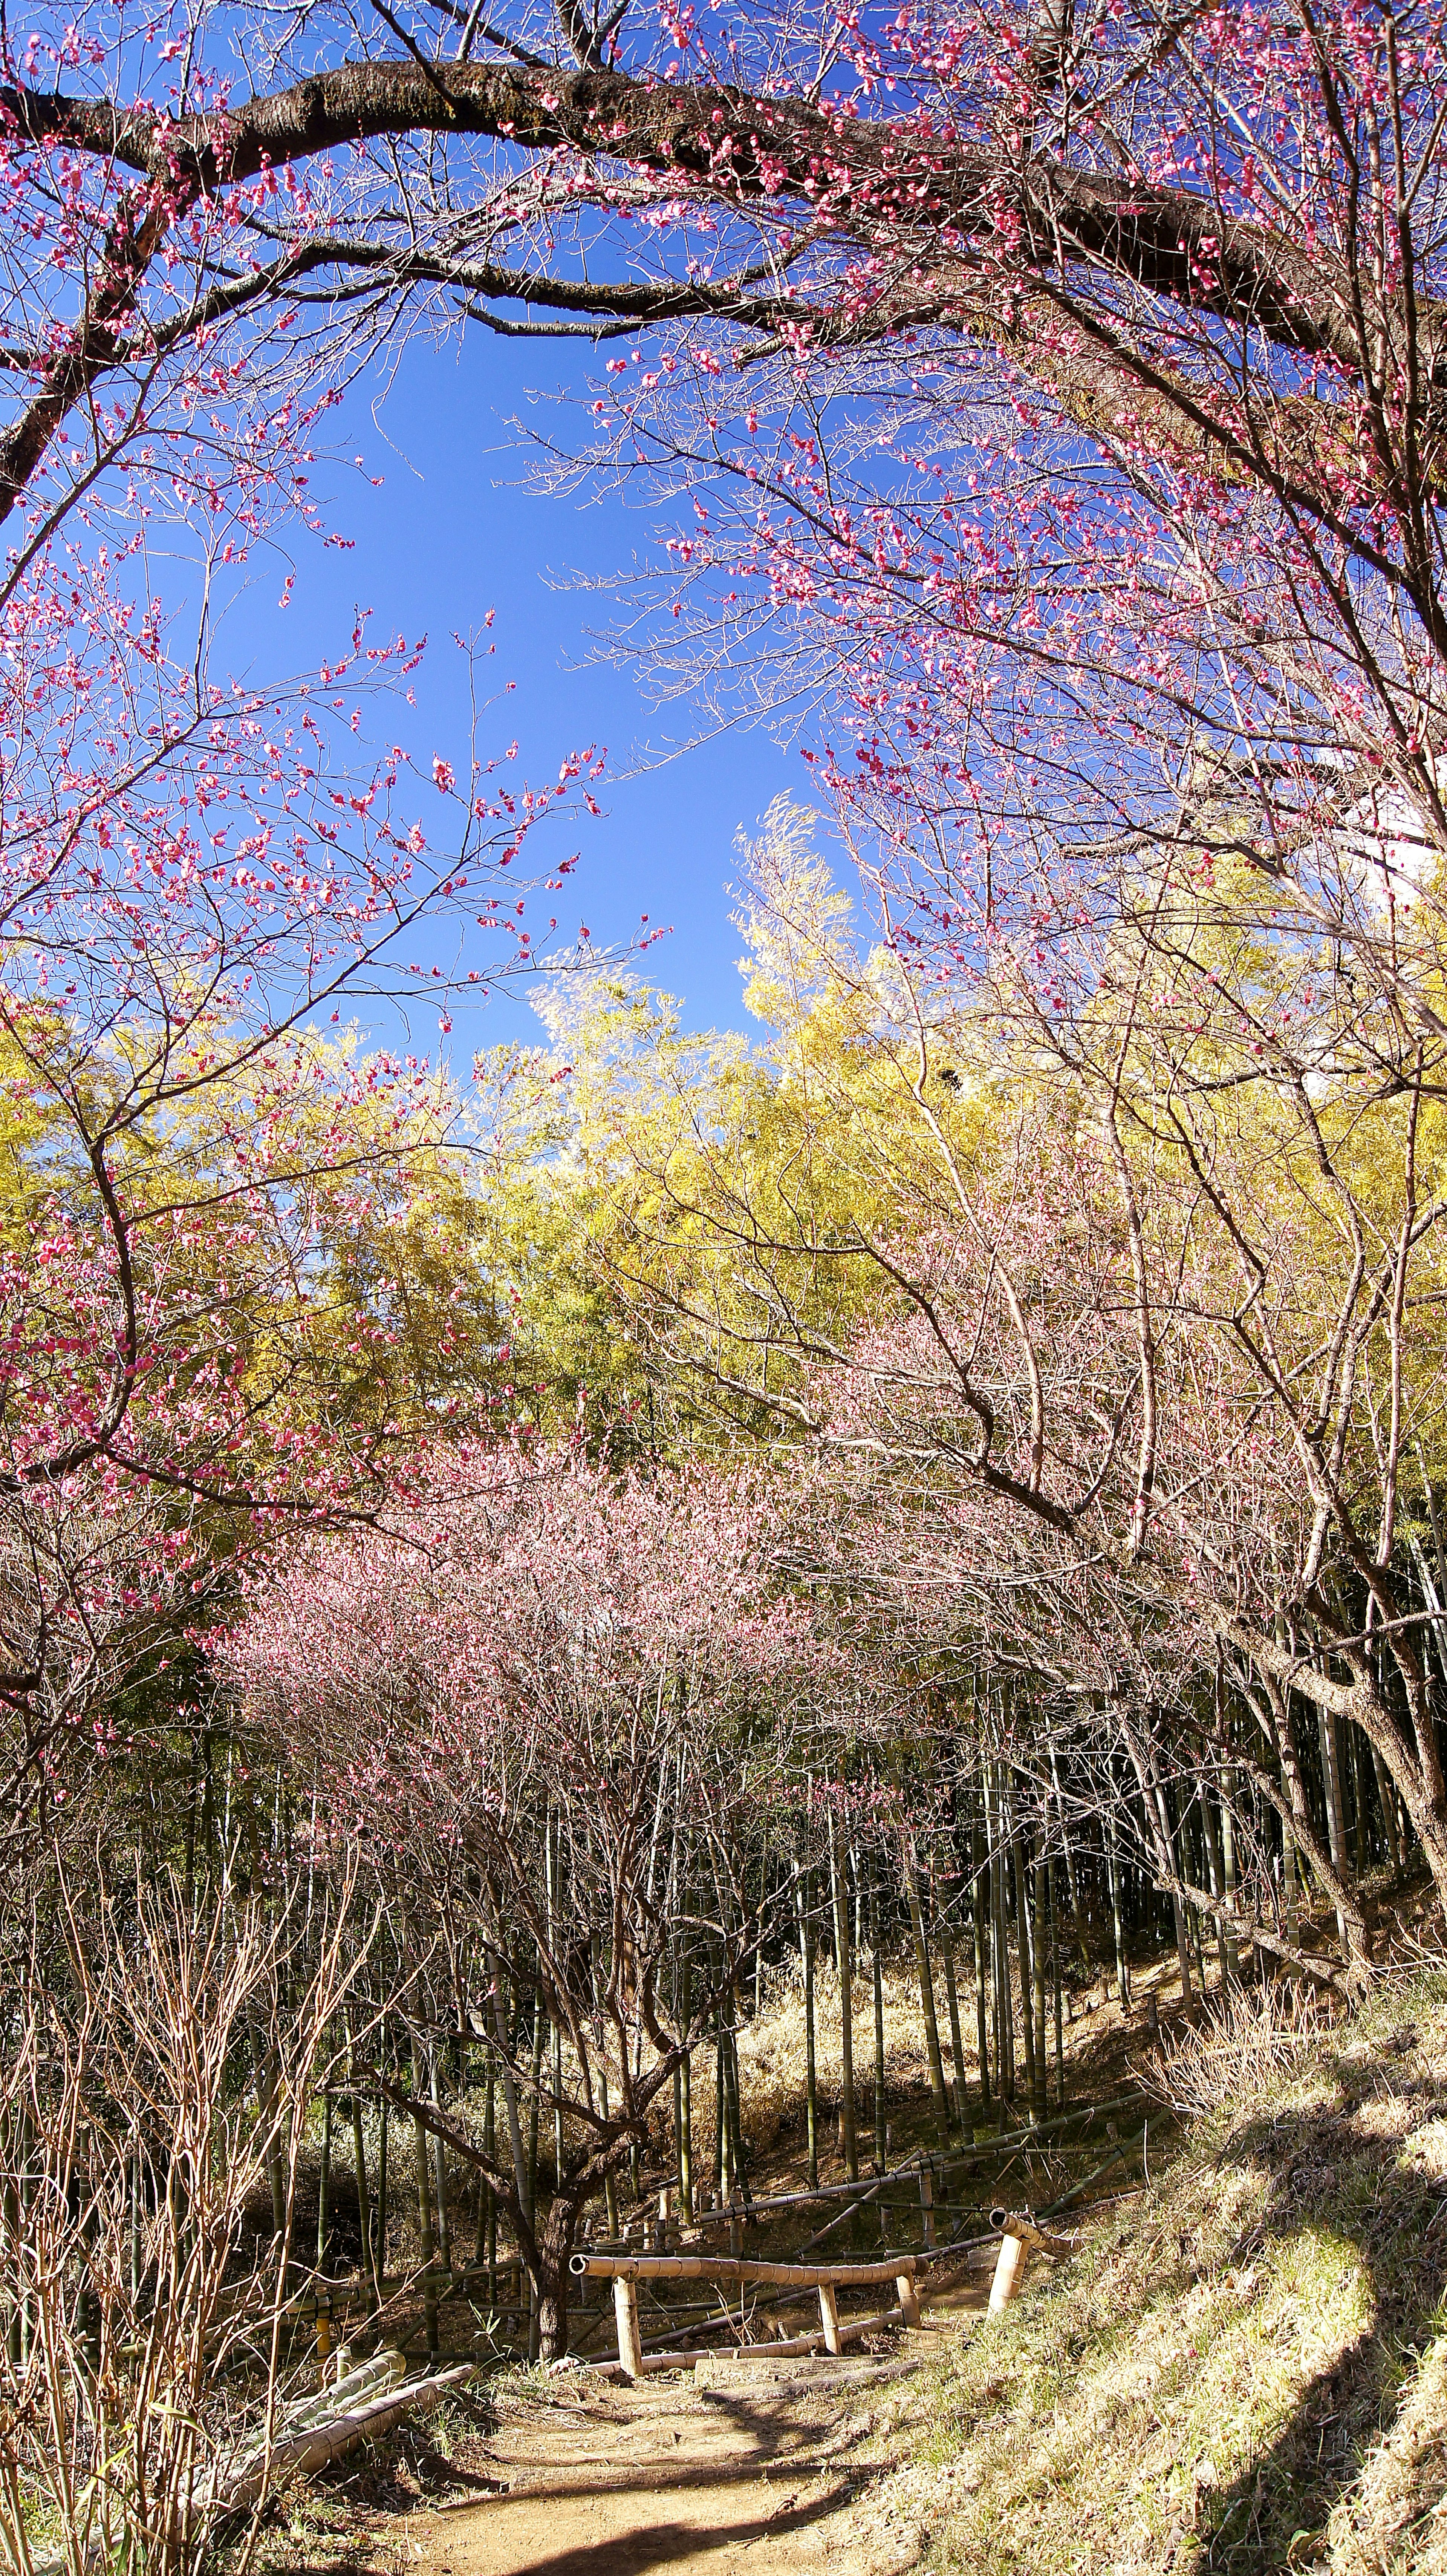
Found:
853,1972 -> 1447,2575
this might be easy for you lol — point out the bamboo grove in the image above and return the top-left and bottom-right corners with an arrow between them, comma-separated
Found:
6,0 -> 1447,2555
6,780 -> 1447,2563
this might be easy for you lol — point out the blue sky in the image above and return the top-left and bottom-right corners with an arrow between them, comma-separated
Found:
217,322 -> 815,1059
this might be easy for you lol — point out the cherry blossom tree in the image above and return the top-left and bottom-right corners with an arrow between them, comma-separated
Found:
553,801 -> 1447,1964
225,1440 -> 819,2359
0,473 -> 607,1858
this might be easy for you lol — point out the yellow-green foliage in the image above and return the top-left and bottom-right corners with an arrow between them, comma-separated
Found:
864,1974 -> 1447,2574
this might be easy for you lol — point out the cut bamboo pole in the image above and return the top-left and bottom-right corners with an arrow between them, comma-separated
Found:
282,2347 -> 405,2436
574,2251 -> 917,2291
989,2230 -> 1028,2309
987,2210 -> 1075,2312
612,2275 -> 644,2380
817,2283 -> 842,2355
680,2095 -> 1139,2227
214,2363 -> 473,2513
617,2307 -> 903,2374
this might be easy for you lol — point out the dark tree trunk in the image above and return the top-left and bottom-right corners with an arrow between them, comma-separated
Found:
534,2190 -> 580,2363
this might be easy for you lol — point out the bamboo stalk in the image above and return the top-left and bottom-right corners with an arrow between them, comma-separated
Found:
905,1855 -> 952,2150
828,1806 -> 858,2183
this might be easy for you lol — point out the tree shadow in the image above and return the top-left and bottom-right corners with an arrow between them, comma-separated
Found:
1193,2034 -> 1447,2572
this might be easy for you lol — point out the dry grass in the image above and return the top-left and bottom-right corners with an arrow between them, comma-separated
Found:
1141,1981 -> 1343,2119
846,1970 -> 1447,2576
729,1954 -> 959,2163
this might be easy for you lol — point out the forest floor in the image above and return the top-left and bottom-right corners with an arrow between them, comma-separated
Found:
263,1933 -> 1182,2576
262,2285 -> 986,2576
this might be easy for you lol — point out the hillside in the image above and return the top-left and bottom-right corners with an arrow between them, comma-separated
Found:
835,1971 -> 1447,2574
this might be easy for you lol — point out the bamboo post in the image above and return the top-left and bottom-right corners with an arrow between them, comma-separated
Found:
1049,1859 -> 1065,2110
989,2227 -> 1029,2310
679,2049 -> 694,2221
817,2282 -> 843,2356
988,1758 -> 1013,2102
971,1807 -> 991,2115
429,2055 -> 451,2279
797,1875 -> 820,2194
895,2273 -> 922,2330
375,2092 -> 390,2288
868,1858 -> 888,2178
1107,1804 -> 1131,2008
918,2162 -> 936,2249
613,2275 -> 643,2380
724,2020 -> 751,2219
988,2211 -> 1074,2311
408,2034 -> 439,2360
715,1996 -> 730,2202
1010,1799 -> 1040,2115
483,2059 -> 497,2306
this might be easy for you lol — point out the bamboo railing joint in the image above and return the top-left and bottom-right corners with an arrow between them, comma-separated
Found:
987,2207 -> 1078,2311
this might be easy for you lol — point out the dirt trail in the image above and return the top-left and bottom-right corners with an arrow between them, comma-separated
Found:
411,2298 -> 981,2576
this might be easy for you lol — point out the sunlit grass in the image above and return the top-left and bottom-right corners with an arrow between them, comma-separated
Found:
852,1971 -> 1447,2574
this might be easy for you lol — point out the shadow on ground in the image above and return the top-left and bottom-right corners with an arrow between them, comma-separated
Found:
1198,2028 -> 1447,2571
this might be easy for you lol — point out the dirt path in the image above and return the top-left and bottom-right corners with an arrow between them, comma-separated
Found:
409,2308 -> 977,2576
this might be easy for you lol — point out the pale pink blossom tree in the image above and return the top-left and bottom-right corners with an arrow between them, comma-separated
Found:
226,1440 -> 821,2358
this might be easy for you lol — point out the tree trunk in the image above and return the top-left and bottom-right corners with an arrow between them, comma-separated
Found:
905,1855 -> 952,2149
408,2035 -> 439,2360
1031,1847 -> 1049,2127
970,1810 -> 991,2111
940,1911 -> 969,2135
534,2190 -> 580,2364
795,1874 -> 819,2192
350,2093 -> 380,2316
828,1808 -> 858,2182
